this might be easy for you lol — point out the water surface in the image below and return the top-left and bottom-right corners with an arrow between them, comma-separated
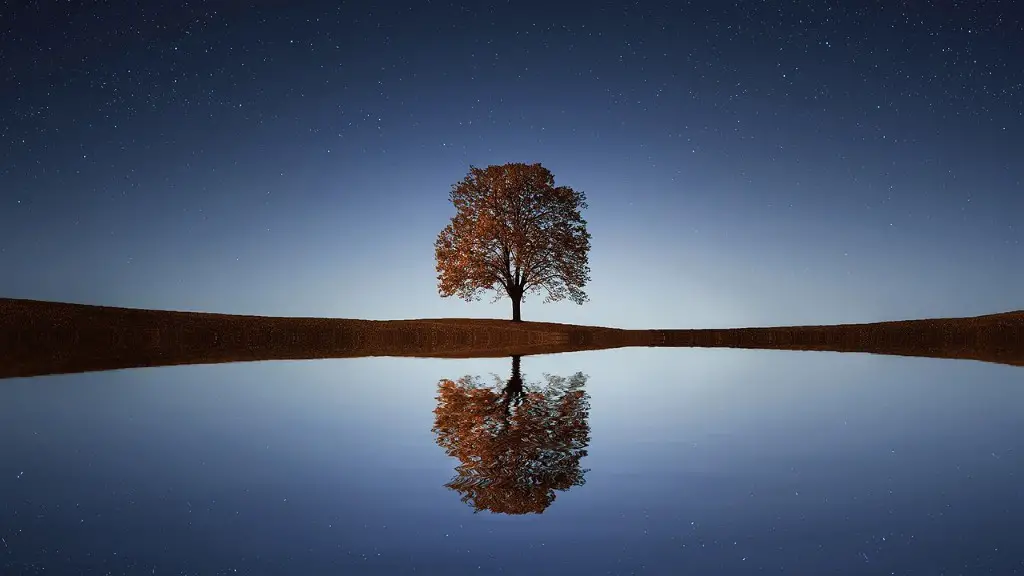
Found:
1,349 -> 1022,574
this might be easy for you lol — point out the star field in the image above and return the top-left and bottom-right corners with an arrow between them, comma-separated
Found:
1,0 -> 1021,326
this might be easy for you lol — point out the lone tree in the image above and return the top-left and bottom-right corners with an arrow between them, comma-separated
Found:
435,162 -> 591,322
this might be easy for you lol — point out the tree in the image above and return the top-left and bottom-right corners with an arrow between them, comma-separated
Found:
435,162 -> 592,322
431,356 -> 591,514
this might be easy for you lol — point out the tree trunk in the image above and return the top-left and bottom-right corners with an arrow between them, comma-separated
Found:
511,295 -> 522,322
502,355 -> 524,418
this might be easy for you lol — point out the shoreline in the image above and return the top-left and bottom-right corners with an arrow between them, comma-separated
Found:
2,298 -> 1022,379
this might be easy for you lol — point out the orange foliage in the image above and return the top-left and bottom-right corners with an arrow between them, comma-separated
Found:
435,162 -> 591,321
431,362 -> 591,514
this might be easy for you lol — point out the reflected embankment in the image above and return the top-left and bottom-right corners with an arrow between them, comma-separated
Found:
2,298 -> 1023,379
432,356 -> 591,514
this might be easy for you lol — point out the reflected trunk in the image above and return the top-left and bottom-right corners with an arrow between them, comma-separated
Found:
502,355 -> 525,417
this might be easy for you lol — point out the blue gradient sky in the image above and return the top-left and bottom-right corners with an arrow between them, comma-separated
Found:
2,1 -> 1021,328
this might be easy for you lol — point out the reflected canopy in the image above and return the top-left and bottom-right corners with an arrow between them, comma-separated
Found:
432,356 -> 591,514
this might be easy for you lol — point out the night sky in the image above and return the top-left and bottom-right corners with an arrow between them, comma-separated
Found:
2,1 -> 1021,329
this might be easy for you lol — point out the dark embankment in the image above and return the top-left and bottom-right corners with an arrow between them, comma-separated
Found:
1,298 -> 1022,379
0,298 -> 653,379
655,314 -> 1024,368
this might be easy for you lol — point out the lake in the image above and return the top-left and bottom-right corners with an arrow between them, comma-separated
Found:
2,347 -> 1022,574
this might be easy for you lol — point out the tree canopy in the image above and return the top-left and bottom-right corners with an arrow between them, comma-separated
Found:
435,162 -> 591,321
431,357 -> 591,514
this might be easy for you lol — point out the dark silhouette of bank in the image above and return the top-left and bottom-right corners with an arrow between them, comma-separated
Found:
434,162 -> 591,322
431,356 -> 591,514
2,297 -> 1022,379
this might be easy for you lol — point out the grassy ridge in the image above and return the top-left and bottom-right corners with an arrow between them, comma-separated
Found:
1,298 -> 1022,379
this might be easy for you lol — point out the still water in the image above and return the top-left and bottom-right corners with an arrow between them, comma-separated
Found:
1,348 -> 1022,575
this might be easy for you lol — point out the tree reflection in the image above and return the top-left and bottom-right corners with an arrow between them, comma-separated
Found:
432,355 -> 591,514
